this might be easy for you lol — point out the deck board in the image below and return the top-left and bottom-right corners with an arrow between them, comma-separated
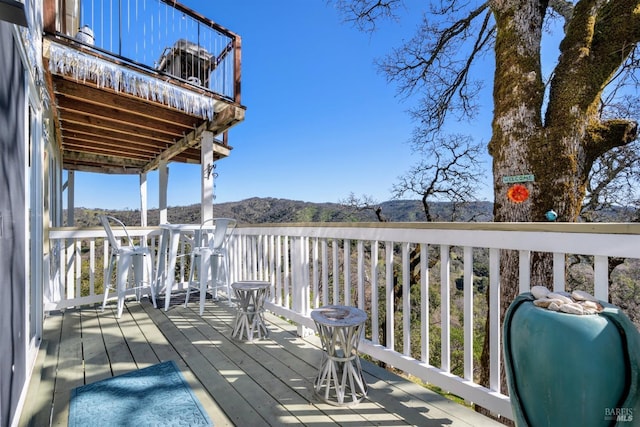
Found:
19,295 -> 504,426
80,307 -> 112,385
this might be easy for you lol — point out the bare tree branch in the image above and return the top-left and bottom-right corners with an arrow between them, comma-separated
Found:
339,193 -> 389,221
377,3 -> 493,137
330,0 -> 404,32
581,140 -> 640,221
392,134 -> 486,221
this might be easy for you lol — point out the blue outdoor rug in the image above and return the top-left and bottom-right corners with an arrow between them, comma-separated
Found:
69,360 -> 212,427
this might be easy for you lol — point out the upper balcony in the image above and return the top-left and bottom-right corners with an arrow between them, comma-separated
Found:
42,0 -> 245,174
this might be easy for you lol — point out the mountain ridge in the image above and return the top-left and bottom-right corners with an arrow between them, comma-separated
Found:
68,197 -> 494,226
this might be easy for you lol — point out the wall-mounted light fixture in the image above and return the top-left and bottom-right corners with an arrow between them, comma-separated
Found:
204,163 -> 218,180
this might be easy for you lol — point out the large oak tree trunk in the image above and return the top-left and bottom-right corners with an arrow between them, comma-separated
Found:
479,1 -> 639,418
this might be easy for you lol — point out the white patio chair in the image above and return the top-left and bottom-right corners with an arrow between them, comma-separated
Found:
185,218 -> 237,314
100,215 -> 157,318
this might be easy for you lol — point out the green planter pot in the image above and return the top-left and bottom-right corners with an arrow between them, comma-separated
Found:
504,293 -> 640,426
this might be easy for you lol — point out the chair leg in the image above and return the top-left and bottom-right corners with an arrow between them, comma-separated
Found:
102,253 -> 116,312
133,254 -> 143,302
199,252 -> 210,316
185,252 -> 198,308
225,256 -> 232,305
116,255 -> 133,318
215,253 -> 232,305
133,253 -> 157,308
145,254 -> 157,308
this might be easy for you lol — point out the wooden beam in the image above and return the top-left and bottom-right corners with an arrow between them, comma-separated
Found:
61,112 -> 178,142
53,78 -> 203,127
62,138 -> 155,160
62,151 -> 146,173
142,105 -> 244,173
43,0 -> 56,33
56,97 -> 188,136
62,122 -> 160,147
63,163 -> 143,174
206,105 -> 245,136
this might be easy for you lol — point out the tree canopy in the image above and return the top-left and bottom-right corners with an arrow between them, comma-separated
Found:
333,0 -> 640,222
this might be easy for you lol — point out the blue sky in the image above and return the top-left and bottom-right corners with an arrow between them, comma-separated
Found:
71,0 -> 495,209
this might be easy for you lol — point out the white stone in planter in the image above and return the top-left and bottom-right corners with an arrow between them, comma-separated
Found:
571,290 -> 599,302
560,302 -> 584,315
547,292 -> 573,304
530,288 -> 603,315
548,301 -> 562,311
531,285 -> 550,299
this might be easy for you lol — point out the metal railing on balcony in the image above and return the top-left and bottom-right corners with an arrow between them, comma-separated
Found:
46,222 -> 640,421
46,0 -> 240,101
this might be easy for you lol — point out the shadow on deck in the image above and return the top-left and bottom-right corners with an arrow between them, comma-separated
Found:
20,294 -> 503,426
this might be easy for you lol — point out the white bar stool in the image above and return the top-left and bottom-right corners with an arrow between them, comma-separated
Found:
185,218 -> 236,314
100,215 -> 157,318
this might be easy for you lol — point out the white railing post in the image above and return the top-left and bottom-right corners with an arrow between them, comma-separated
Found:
275,235 -> 282,306
440,245 -> 451,373
553,252 -> 565,292
332,239 -> 339,305
283,236 -> 290,309
291,236 -> 312,336
357,240 -> 364,311
344,239 -> 351,306
371,240 -> 380,345
593,255 -> 609,300
402,242 -> 410,356
489,247 -> 501,393
463,246 -> 473,381
420,243 -> 429,363
321,239 -> 329,306
518,250 -> 531,294
312,237 -> 319,309
385,241 -> 394,352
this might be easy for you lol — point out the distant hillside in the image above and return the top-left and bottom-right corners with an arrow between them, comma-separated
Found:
377,200 -> 493,222
68,197 -> 494,227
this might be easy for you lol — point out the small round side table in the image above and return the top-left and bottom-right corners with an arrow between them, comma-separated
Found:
231,281 -> 270,341
311,305 -> 368,406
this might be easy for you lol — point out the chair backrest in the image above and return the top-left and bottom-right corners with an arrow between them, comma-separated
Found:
210,218 -> 237,251
196,217 -> 216,247
99,215 -> 134,251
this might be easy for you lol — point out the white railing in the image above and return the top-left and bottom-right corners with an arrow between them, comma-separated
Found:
46,227 -> 161,311
228,222 -> 640,420
46,222 -> 640,420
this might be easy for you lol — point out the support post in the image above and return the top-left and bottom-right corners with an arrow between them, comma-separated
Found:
140,172 -> 147,227
159,160 -> 168,224
201,131 -> 214,223
66,170 -> 74,226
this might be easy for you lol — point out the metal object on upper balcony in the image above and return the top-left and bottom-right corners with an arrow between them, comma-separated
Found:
156,39 -> 213,88
75,25 -> 94,45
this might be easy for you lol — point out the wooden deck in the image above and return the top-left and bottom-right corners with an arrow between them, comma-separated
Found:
19,294 -> 504,426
